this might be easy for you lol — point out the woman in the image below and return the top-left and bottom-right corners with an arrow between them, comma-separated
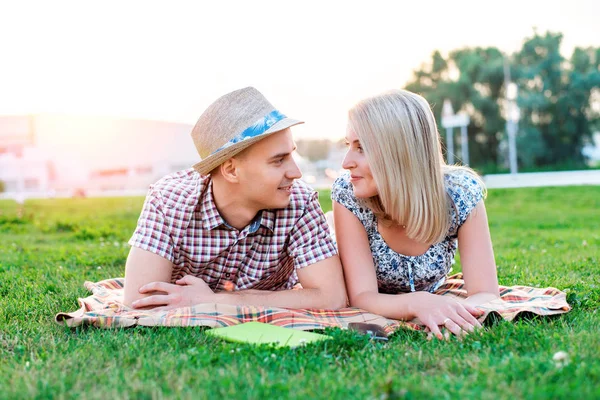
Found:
332,89 -> 499,339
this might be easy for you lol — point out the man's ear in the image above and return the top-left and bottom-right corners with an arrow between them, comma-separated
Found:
219,158 -> 241,183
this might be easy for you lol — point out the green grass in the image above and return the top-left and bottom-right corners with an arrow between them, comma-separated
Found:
1,187 -> 599,399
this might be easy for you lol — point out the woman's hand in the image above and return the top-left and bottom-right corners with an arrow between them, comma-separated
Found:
408,292 -> 484,339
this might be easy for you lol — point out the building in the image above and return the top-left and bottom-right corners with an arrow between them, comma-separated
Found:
0,114 -> 198,199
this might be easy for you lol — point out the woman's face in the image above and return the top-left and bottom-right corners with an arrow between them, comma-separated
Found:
342,126 -> 379,198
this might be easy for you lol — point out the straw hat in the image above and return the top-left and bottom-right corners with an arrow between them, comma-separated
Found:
191,87 -> 303,175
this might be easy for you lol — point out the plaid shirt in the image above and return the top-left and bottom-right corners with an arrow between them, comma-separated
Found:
128,169 -> 337,291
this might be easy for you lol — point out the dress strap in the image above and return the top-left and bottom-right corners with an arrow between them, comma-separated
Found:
407,262 -> 416,292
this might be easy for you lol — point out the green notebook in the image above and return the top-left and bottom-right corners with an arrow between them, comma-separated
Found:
205,322 -> 331,348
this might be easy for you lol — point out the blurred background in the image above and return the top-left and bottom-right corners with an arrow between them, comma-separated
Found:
0,0 -> 598,200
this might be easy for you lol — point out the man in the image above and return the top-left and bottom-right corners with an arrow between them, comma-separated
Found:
124,87 -> 346,311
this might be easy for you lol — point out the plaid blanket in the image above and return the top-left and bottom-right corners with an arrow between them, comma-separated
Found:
55,274 -> 571,336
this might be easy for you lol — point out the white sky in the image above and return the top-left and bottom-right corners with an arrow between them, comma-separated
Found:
1,0 -> 598,140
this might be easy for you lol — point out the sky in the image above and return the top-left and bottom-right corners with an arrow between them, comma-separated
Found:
1,0 -> 599,141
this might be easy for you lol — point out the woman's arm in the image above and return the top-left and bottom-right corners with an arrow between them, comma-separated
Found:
333,201 -> 482,338
457,200 -> 500,306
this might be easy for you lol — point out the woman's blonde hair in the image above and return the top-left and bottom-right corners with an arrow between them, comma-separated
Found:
348,89 -> 485,244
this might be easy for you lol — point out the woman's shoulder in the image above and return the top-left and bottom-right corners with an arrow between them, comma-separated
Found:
444,168 -> 484,195
331,172 -> 372,221
444,168 -> 485,228
331,172 -> 354,201
332,172 -> 352,190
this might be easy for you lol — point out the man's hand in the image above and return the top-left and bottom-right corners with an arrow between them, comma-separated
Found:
131,275 -> 215,310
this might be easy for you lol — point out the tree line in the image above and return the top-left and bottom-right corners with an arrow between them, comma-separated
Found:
405,30 -> 600,173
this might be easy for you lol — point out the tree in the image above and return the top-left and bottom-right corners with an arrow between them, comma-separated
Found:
515,32 -> 600,167
406,48 -> 505,170
405,31 -> 600,171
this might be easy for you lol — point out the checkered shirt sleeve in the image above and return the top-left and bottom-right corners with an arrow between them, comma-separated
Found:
287,191 -> 338,269
128,189 -> 175,262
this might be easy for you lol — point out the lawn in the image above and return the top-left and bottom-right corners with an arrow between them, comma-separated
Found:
1,186 -> 599,399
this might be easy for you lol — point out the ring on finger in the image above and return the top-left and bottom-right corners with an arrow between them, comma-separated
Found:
442,318 -> 451,325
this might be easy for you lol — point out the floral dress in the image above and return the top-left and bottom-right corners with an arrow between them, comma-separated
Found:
331,171 -> 484,294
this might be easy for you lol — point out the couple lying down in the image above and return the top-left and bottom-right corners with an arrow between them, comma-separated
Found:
114,87 -> 566,339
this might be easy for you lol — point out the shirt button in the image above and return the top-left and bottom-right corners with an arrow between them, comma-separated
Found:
225,273 -> 231,278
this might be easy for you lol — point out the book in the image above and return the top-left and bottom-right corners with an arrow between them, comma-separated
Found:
204,322 -> 331,348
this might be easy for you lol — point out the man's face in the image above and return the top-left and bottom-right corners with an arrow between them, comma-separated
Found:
235,128 -> 302,209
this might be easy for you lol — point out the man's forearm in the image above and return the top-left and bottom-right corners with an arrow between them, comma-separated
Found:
213,287 -> 346,310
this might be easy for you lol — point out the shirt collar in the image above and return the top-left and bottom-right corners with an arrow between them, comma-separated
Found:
258,209 -> 275,233
199,178 -> 275,234
199,178 -> 226,230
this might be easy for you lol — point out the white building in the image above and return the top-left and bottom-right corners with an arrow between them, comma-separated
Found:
0,114 -> 199,199
0,148 -> 51,193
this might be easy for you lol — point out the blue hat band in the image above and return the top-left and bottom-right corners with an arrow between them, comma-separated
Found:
211,109 -> 287,156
